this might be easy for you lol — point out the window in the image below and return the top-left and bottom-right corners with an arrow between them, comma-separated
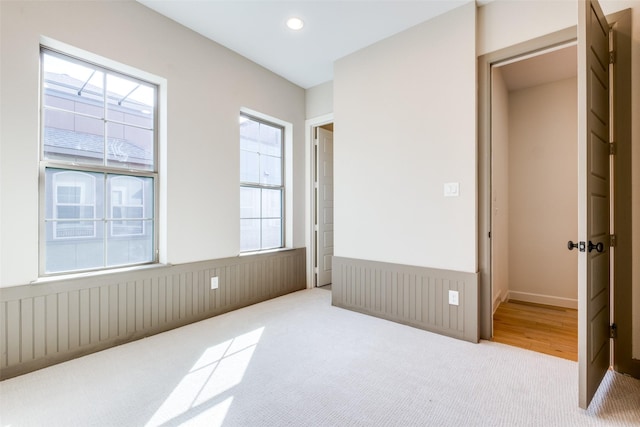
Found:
240,114 -> 284,252
40,48 -> 157,275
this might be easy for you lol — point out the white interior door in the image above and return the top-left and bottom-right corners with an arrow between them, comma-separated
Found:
316,127 -> 334,287
578,0 -> 611,409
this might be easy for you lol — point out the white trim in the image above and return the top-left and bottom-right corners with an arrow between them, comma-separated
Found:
492,40 -> 577,68
305,113 -> 334,289
40,36 -> 166,86
492,289 -> 504,315
38,42 -> 165,276
38,37 -> 168,266
239,108 -> 292,250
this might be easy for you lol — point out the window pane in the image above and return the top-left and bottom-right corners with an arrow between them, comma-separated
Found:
75,114 -> 105,137
111,219 -> 144,235
259,123 -> 282,157
45,220 -> 104,273
262,189 -> 282,218
240,219 -> 260,252
106,123 -> 154,170
74,100 -> 103,118
43,110 -> 105,164
46,169 -> 102,222
240,150 -> 259,184
43,95 -> 74,115
57,186 -> 81,204
56,206 -> 94,220
261,219 -> 282,249
106,75 -> 154,123
239,118 -> 259,152
108,175 -> 143,201
43,52 -> 104,105
260,155 -> 282,186
240,187 -> 260,218
120,86 -> 154,127
117,207 -> 143,218
54,220 -> 97,238
107,220 -> 153,266
108,175 -> 153,236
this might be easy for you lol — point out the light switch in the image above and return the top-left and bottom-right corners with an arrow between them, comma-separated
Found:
444,182 -> 459,197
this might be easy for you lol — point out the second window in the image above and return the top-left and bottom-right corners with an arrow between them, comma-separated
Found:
240,114 -> 284,252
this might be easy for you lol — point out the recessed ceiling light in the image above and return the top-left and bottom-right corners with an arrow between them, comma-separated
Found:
286,17 -> 304,31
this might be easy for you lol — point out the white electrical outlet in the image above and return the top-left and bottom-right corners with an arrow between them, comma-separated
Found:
210,276 -> 219,290
448,290 -> 459,306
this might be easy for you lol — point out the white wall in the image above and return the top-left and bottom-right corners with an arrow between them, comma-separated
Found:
508,77 -> 578,307
306,81 -> 333,120
491,67 -> 510,311
479,0 -> 640,360
333,2 -> 477,273
0,0 -> 306,287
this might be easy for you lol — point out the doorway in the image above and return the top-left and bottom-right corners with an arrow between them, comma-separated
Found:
478,7 -> 636,409
489,44 -> 579,360
310,121 -> 334,288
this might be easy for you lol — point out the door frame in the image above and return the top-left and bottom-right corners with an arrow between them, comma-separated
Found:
477,10 -> 636,377
305,113 -> 334,289
606,9 -> 637,378
478,26 -> 578,339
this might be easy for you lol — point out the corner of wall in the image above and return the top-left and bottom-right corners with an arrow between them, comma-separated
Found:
305,81 -> 333,120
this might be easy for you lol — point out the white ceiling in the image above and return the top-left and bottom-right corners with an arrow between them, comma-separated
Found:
136,0 -> 470,89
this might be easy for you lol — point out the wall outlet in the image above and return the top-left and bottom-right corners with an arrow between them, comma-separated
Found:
448,290 -> 459,306
444,182 -> 460,197
210,276 -> 219,290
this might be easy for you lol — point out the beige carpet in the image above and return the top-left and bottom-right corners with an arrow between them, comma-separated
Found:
1,288 -> 639,426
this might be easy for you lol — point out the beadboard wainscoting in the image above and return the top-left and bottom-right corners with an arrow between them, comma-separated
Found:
332,257 -> 479,343
0,248 -> 306,379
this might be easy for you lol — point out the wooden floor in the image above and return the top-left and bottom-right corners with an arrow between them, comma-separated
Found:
492,300 -> 578,361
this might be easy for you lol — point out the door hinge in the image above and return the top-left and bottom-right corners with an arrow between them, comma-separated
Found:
488,231 -> 491,238
610,234 -> 617,247
610,323 -> 618,339
609,142 -> 616,155
609,51 -> 616,64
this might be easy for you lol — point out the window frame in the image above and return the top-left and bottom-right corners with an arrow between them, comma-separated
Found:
39,47 -> 159,276
239,113 -> 285,252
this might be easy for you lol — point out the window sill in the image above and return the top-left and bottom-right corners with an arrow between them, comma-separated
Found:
31,263 -> 171,285
239,247 -> 295,257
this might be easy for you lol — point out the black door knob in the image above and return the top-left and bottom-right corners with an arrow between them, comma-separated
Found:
588,240 -> 604,253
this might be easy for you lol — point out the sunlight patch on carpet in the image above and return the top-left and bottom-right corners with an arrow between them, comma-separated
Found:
145,327 -> 264,426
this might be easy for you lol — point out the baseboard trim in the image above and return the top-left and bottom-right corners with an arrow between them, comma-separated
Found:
507,290 -> 577,309
332,257 -> 479,343
492,290 -> 504,315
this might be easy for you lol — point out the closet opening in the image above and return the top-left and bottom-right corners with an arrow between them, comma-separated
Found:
489,43 -> 579,361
